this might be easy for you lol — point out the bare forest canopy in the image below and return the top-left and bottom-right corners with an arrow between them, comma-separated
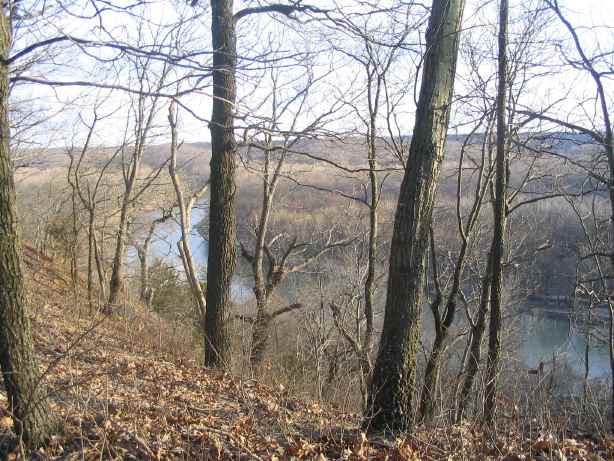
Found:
0,0 -> 614,458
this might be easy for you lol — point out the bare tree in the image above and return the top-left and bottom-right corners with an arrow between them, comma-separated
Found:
67,110 -> 124,309
324,9 -> 416,408
517,0 -> 614,431
132,207 -> 174,308
107,56 -> 171,311
420,122 -> 494,422
168,102 -> 208,325
483,0 -> 509,426
203,0 -> 238,367
202,0 -> 329,368
364,0 -> 466,433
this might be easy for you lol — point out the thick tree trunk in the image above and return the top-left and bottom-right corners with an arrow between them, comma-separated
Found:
0,10 -> 54,447
484,0 -> 508,425
364,0 -> 465,433
205,0 -> 237,368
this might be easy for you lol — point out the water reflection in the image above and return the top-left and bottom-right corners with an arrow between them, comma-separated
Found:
519,312 -> 610,379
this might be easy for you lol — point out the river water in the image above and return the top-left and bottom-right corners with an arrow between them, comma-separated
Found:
519,312 -> 610,379
140,211 -> 611,381
130,205 -> 251,300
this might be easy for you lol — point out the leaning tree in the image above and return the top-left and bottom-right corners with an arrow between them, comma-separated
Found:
364,0 -> 466,433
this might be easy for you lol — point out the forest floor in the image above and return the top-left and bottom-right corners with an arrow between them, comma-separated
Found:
0,247 -> 611,460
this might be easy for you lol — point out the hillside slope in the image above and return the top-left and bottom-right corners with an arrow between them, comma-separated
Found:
0,247 -> 609,460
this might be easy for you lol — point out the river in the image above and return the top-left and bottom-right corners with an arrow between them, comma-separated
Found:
139,211 -> 611,381
129,205 -> 251,301
519,311 -> 610,379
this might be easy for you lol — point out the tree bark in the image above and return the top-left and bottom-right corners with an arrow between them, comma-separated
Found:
250,303 -> 272,367
205,0 -> 237,368
363,90 -> 378,384
87,213 -> 95,309
108,204 -> 130,309
484,0 -> 508,426
456,253 -> 492,422
364,0 -> 465,433
0,8 -> 54,447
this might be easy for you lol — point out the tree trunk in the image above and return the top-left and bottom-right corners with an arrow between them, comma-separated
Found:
107,202 -> 129,309
93,231 -> 106,302
364,0 -> 465,433
456,255 -> 492,422
419,326 -> 445,422
168,103 -> 208,323
205,0 -> 237,368
363,110 -> 378,380
484,0 -> 508,426
249,300 -> 271,368
609,303 -> 614,432
0,10 -> 54,447
87,212 -> 96,310
138,245 -> 152,308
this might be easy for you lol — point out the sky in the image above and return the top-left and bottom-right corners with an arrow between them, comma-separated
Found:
10,0 -> 614,150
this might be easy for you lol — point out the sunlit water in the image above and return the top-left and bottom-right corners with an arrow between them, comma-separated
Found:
127,206 -> 251,301
133,210 -> 611,381
518,311 -> 610,379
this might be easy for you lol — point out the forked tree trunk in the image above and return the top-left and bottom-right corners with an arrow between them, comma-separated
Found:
420,134 -> 491,422
250,302 -> 303,367
456,254 -> 492,421
364,0 -> 465,433
205,0 -> 237,368
136,210 -> 172,309
484,0 -> 508,425
0,10 -> 54,447
168,104 -> 208,323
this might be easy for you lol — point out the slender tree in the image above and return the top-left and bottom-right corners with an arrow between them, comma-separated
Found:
364,0 -> 466,433
133,208 -> 174,308
419,123 -> 493,422
107,60 -> 169,310
484,0 -> 509,425
168,103 -> 208,325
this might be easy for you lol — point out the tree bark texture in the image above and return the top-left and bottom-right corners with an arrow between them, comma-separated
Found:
364,0 -> 465,433
0,7 -> 54,447
484,0 -> 508,425
205,0 -> 237,368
